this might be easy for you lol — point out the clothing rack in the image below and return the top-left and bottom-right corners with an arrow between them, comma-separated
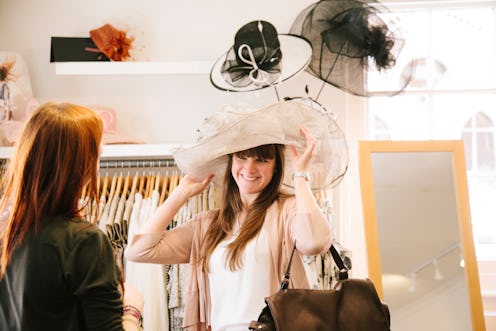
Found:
0,143 -> 182,166
99,158 -> 177,169
97,143 -> 181,170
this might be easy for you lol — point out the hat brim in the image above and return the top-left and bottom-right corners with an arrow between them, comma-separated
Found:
172,100 -> 348,190
210,35 -> 313,92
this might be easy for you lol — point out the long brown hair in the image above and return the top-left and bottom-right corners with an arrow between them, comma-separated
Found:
201,144 -> 287,272
0,102 -> 103,278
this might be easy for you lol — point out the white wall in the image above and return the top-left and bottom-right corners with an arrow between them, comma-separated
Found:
392,275 -> 472,331
3,1 -> 484,327
0,0 -> 368,273
0,0 -> 351,142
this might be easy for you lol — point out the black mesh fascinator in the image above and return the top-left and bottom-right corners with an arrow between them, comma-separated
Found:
290,0 -> 416,97
210,20 -> 312,92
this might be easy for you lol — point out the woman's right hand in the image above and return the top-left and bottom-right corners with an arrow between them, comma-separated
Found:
177,174 -> 214,200
288,127 -> 316,173
135,173 -> 214,233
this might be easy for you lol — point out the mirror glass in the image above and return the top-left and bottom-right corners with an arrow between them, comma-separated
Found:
359,140 -> 486,331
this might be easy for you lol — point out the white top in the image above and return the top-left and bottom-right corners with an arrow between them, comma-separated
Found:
208,225 -> 270,331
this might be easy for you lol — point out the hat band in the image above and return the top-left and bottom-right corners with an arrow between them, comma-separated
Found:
237,44 -> 272,86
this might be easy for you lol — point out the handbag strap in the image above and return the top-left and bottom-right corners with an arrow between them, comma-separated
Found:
280,243 -> 349,289
329,244 -> 349,280
280,242 -> 297,290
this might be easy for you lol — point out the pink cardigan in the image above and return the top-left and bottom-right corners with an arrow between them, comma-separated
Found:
125,196 -> 332,330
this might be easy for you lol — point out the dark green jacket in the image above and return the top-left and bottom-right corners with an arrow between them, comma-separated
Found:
0,216 -> 124,330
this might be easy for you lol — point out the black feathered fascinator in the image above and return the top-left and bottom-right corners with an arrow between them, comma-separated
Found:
290,0 -> 416,97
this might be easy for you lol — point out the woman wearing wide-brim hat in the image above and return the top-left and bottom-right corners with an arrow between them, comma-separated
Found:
125,97 -> 347,330
125,18 -> 346,330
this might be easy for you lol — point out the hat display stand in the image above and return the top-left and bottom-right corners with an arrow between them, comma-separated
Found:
0,51 -> 39,146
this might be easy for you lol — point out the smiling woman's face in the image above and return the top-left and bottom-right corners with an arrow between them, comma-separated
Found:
231,153 -> 275,199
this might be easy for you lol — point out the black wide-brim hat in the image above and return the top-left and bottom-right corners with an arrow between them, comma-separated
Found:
210,20 -> 313,92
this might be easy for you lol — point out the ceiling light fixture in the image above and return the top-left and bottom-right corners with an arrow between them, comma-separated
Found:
432,259 -> 444,281
405,242 -> 460,282
408,273 -> 417,293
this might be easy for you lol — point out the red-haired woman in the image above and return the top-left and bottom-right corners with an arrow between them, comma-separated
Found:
0,102 -> 142,331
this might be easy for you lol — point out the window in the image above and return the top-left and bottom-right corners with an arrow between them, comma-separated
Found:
462,112 -> 496,258
462,112 -> 496,172
367,1 -> 496,259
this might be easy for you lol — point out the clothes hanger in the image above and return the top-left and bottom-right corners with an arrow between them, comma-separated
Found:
130,171 -> 139,198
101,172 -> 111,201
143,171 -> 153,199
138,167 -> 147,197
107,172 -> 118,204
96,175 -> 101,196
159,175 -> 170,205
122,170 -> 132,201
115,170 -> 124,199
154,172 -> 162,193
169,171 -> 179,195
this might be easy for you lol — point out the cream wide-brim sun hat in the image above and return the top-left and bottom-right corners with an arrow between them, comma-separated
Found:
172,100 -> 348,190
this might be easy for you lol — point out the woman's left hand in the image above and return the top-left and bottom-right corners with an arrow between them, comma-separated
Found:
288,127 -> 316,173
122,282 -> 144,312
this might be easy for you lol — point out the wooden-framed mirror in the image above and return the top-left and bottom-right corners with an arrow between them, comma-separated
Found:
359,140 -> 486,331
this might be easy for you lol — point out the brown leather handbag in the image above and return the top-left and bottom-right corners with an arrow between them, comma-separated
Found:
249,245 -> 391,331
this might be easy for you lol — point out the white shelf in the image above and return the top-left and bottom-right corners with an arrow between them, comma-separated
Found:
54,61 -> 213,75
0,143 -> 184,160
100,143 -> 180,160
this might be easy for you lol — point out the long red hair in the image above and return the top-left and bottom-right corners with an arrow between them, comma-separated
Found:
0,102 -> 103,278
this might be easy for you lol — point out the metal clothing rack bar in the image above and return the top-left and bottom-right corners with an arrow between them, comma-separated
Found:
99,158 -> 177,169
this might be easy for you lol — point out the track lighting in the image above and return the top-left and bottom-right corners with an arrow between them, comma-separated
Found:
408,273 -> 416,293
432,259 -> 444,280
405,242 -> 461,289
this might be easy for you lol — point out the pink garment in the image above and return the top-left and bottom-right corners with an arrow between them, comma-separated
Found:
125,195 -> 332,331
0,120 -> 24,146
88,105 -> 143,145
